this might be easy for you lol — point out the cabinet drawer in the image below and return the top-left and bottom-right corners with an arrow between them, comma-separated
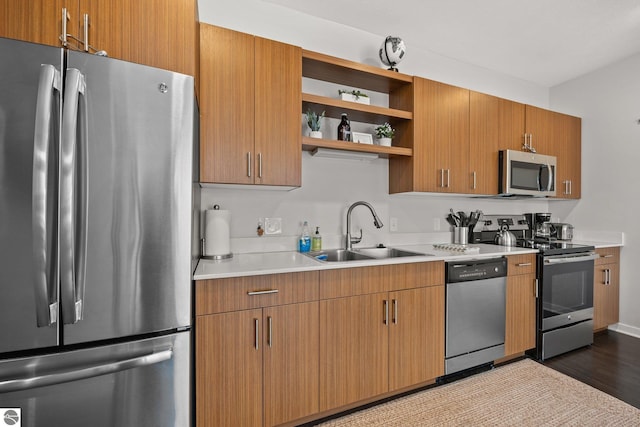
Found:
319,261 -> 445,299
595,247 -> 620,265
196,271 -> 319,315
507,254 -> 537,276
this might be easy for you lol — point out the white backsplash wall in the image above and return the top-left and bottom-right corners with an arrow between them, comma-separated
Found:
201,152 -> 551,253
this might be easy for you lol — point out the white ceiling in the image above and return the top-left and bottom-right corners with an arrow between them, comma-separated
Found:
264,0 -> 640,87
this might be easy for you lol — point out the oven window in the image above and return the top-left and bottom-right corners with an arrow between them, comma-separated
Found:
542,261 -> 594,318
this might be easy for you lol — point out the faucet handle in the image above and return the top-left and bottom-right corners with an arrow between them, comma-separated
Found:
350,229 -> 363,245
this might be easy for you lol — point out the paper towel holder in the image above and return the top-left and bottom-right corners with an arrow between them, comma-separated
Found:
201,205 -> 233,260
201,238 -> 233,260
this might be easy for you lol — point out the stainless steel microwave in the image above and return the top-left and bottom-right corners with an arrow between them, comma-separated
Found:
499,150 -> 556,197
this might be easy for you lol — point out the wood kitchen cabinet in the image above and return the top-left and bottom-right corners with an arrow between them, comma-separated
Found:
524,105 -> 582,198
0,0 -> 198,77
318,262 -> 444,411
199,24 -> 302,187
390,77 -> 469,193
469,91 -> 525,194
195,272 -> 319,427
593,247 -> 620,331
504,254 -> 537,356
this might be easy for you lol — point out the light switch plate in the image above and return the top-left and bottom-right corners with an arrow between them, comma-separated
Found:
264,217 -> 282,235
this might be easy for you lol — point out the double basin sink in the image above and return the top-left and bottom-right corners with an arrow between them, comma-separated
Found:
304,246 -> 431,263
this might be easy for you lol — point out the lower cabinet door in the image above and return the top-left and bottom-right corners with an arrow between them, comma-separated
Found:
505,274 -> 537,355
196,309 -> 263,427
389,286 -> 444,391
263,302 -> 319,427
319,293 -> 389,411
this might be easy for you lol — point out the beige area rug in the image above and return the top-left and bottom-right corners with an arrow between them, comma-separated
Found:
316,359 -> 640,426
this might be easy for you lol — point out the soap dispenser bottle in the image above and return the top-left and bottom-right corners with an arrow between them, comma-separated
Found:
311,226 -> 322,251
298,221 -> 311,253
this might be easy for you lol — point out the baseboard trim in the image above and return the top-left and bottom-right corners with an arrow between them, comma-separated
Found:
608,323 -> 640,339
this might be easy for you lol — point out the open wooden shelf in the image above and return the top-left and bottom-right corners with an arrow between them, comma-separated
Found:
302,93 -> 412,123
302,50 -> 413,93
302,136 -> 412,158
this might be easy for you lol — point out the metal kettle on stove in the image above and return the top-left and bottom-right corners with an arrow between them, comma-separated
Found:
495,224 -> 517,247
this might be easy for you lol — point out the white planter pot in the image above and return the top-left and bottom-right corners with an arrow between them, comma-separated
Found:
377,137 -> 392,146
309,130 -> 322,139
340,93 -> 370,105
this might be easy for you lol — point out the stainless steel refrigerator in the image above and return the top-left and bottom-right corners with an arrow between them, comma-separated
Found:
0,37 -> 198,426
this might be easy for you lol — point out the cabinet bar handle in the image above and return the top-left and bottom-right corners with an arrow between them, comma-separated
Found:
440,169 -> 444,188
602,254 -> 614,258
392,299 -> 398,324
472,171 -> 477,190
569,180 -> 572,195
254,318 -> 259,350
383,300 -> 388,325
61,8 -> 68,47
247,152 -> 252,177
258,153 -> 263,178
267,316 -> 273,347
534,279 -> 539,299
446,169 -> 450,188
606,268 -> 611,285
602,269 -> 607,285
247,289 -> 279,296
530,134 -> 534,152
516,262 -> 532,267
83,14 -> 89,53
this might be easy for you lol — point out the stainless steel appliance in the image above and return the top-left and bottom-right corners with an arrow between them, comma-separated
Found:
445,258 -> 507,375
549,223 -> 574,241
499,150 -> 556,197
473,214 -> 596,361
0,37 -> 197,426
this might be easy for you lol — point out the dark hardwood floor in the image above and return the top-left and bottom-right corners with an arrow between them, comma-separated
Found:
542,330 -> 640,409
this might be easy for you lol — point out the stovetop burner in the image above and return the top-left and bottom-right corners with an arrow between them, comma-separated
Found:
515,239 -> 594,255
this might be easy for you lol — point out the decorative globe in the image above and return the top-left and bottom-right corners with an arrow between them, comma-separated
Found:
379,36 -> 406,72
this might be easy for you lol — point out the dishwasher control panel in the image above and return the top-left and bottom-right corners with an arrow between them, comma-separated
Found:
445,257 -> 508,283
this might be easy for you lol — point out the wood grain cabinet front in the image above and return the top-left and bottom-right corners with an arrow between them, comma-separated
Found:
0,0 -> 198,77
195,271 -> 320,427
318,262 -> 445,411
199,24 -> 301,187
593,247 -> 620,331
505,254 -> 537,356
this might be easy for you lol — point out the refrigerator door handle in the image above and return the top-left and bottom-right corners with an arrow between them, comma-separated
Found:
0,348 -> 173,393
32,64 -> 62,327
60,68 -> 89,324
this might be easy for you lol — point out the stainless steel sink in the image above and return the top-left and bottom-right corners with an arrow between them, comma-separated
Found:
304,247 -> 429,263
353,247 -> 427,259
306,249 -> 374,262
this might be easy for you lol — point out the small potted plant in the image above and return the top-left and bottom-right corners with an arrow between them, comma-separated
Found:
374,122 -> 395,146
338,89 -> 370,105
305,109 -> 325,138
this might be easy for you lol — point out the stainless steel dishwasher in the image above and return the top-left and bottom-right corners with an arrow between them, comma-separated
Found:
445,257 -> 507,375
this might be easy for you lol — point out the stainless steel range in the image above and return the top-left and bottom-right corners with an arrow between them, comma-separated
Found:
473,214 -> 597,360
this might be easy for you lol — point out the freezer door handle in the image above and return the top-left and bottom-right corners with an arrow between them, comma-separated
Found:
0,348 -> 173,393
60,68 -> 89,324
32,64 -> 62,327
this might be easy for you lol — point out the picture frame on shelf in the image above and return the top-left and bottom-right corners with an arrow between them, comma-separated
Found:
352,132 -> 373,144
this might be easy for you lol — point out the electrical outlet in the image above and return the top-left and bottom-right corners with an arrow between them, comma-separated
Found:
390,217 -> 398,232
264,217 -> 282,235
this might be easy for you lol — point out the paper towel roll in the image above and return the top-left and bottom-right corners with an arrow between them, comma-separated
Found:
204,209 -> 231,257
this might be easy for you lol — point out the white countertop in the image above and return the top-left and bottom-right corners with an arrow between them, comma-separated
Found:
193,243 -> 538,280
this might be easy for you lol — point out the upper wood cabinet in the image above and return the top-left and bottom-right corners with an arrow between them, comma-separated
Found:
0,0 -> 198,77
469,91 -> 525,194
552,112 -> 581,198
390,77 -> 469,194
0,0 -> 68,47
199,24 -> 301,187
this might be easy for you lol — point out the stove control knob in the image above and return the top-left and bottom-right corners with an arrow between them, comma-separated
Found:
567,314 -> 572,320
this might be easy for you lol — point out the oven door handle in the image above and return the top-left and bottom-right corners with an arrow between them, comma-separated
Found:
544,253 -> 599,265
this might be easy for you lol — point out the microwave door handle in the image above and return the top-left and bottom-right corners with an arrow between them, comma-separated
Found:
32,64 -> 62,327
546,163 -> 553,192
